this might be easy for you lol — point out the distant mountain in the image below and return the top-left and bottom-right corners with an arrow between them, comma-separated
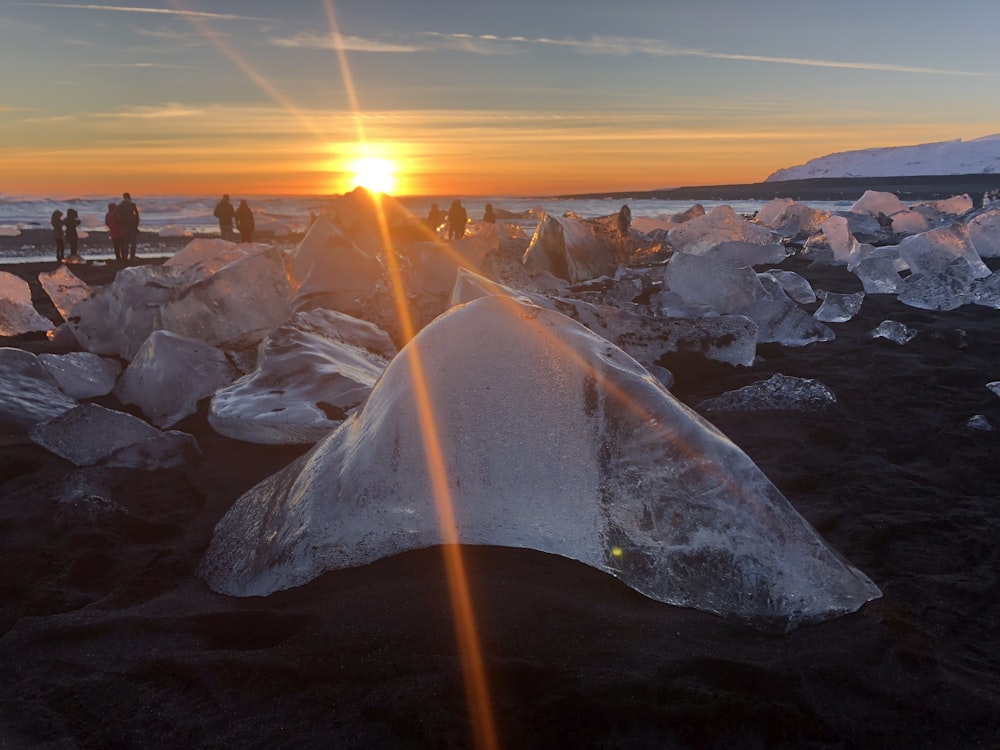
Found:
765,134 -> 1000,182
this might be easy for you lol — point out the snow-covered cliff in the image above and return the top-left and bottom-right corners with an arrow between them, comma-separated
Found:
766,134 -> 1000,182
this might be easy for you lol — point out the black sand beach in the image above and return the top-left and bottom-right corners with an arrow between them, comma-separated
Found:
1,255 -> 999,748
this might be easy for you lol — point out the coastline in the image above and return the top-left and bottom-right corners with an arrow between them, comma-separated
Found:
562,173 -> 1000,204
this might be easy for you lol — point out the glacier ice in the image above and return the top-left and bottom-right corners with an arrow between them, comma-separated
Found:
697,373 -> 837,413
37,352 -> 121,399
849,190 -> 906,217
522,212 -> 619,283
819,216 -> 859,266
814,290 -> 865,323
869,320 -> 917,344
29,403 -> 198,469
897,223 -> 990,281
451,268 -> 758,367
970,272 -> 1000,309
287,215 -> 384,317
209,309 -> 396,444
667,205 -> 776,255
38,264 -> 92,321
755,198 -> 829,238
0,347 -> 78,431
740,300 -> 836,347
662,252 -> 768,315
968,206 -> 1000,258
763,270 -> 816,304
889,209 -> 929,236
200,295 -> 880,632
0,271 -> 55,336
70,245 -> 291,360
851,256 -> 905,294
114,331 -> 237,428
897,258 -> 976,311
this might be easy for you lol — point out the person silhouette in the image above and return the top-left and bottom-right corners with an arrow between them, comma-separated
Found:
115,192 -> 140,262
63,208 -> 81,257
105,202 -> 124,261
483,203 -> 496,224
51,210 -> 65,262
235,199 -> 255,243
425,203 -> 445,230
446,199 -> 467,240
214,194 -> 236,240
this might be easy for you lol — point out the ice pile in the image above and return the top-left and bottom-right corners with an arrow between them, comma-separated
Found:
201,296 -> 881,632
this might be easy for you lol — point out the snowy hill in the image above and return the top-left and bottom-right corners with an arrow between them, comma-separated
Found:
766,134 -> 1000,182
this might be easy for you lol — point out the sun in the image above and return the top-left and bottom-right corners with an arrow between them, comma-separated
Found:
348,157 -> 396,194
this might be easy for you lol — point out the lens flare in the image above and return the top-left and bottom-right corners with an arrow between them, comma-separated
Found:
348,157 -> 396,194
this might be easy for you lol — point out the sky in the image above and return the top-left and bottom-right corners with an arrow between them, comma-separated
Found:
2,0 -> 999,198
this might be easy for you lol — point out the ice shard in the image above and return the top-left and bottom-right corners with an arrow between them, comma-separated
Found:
662,252 -> 768,315
37,352 -> 121,399
869,320 -> 917,344
698,373 -> 836,413
114,331 -> 237,428
0,347 -> 78,431
200,296 -> 880,632
667,205 -> 776,256
522,212 -> 619,283
38,264 -> 92,320
209,309 -> 396,445
814,290 -> 865,323
0,271 -> 54,336
29,403 -> 198,469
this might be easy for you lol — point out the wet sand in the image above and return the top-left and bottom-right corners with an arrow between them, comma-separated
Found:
1,255 -> 999,748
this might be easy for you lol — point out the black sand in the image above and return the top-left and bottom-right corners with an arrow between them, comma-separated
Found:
1,257 -> 999,748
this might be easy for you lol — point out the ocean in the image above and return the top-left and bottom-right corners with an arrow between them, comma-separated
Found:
0,193 -> 851,263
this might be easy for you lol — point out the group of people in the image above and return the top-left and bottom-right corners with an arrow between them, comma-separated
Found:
50,191 -> 141,263
213,194 -> 255,242
424,200 -> 496,240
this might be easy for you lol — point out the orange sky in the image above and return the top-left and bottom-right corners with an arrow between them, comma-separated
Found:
3,3 -> 999,197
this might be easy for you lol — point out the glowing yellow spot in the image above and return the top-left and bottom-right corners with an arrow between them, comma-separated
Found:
611,547 -> 623,558
348,157 -> 396,194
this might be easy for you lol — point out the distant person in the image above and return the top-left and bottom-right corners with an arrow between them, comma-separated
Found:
63,208 -> 81,257
483,203 -> 496,224
425,203 -> 445,230
115,192 -> 140,262
214,194 -> 236,240
446,199 -> 467,240
105,202 -> 125,261
235,199 -> 255,242
617,204 -> 631,235
51,210 -> 65,261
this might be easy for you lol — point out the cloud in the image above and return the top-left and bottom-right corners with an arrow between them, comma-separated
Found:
270,31 -> 419,53
421,31 -> 995,77
21,3 -> 268,22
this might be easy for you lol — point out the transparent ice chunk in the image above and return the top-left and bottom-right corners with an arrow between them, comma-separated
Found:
114,330 -> 236,428
697,373 -> 837,412
814,290 -> 865,323
869,320 -> 917,344
667,205 -> 776,256
200,295 -> 881,632
37,352 -> 121,399
38,264 -> 93,321
0,347 -> 78,431
209,309 -> 396,444
0,271 -> 54,336
522,212 -> 618,283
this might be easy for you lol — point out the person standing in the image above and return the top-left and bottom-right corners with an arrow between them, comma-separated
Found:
51,210 -> 65,262
63,208 -> 81,257
214,194 -> 236,240
115,192 -> 140,262
235,199 -> 255,243
105,202 -> 124,261
483,203 -> 496,224
446,199 -> 467,240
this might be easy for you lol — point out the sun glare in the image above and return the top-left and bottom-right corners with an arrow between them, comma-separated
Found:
348,156 -> 396,194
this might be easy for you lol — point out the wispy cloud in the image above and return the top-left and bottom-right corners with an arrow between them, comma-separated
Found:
418,31 -> 995,77
21,3 -> 268,22
270,31 -> 419,53
83,62 -> 192,68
